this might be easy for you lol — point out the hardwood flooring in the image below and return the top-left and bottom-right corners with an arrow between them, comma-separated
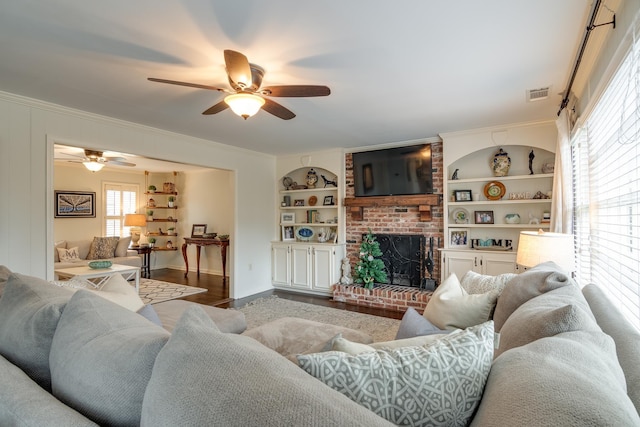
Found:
150,268 -> 403,320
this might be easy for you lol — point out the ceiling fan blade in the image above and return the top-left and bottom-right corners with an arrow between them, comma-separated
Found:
261,85 -> 331,97
104,156 -> 127,162
262,98 -> 296,120
148,77 -> 225,92
108,160 -> 136,167
224,50 -> 252,91
202,100 -> 229,115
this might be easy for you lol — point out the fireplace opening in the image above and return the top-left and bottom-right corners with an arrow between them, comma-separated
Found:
370,234 -> 425,288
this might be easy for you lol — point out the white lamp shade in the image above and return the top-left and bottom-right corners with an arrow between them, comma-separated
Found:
83,160 -> 104,172
516,230 -> 575,271
224,93 -> 265,119
124,213 -> 147,227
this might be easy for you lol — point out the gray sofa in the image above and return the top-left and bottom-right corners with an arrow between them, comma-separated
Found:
54,238 -> 141,270
0,262 -> 639,426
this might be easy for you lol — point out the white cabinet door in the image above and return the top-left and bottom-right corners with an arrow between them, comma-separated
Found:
271,244 -> 291,286
442,250 -> 517,282
311,245 -> 335,291
482,252 -> 517,275
291,245 -> 312,289
442,251 -> 479,281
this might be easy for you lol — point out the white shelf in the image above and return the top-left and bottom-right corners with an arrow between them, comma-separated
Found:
447,173 -> 554,184
448,223 -> 550,229
449,199 -> 551,206
280,223 -> 338,227
280,205 -> 337,210
280,187 -> 338,194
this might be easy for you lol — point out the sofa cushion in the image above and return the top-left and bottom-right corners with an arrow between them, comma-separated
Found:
495,284 -> 600,357
299,321 -> 494,426
50,290 -> 170,426
395,306 -> 446,339
137,304 -> 163,327
141,305 -> 392,426
114,236 -> 132,257
0,273 -> 74,391
86,236 -> 120,260
152,299 -> 246,334
0,354 -> 98,427
0,264 -> 11,297
461,270 -> 517,296
57,246 -> 81,262
492,261 -> 575,331
583,283 -> 640,414
423,273 -> 498,330
471,330 -> 639,426
66,239 -> 92,260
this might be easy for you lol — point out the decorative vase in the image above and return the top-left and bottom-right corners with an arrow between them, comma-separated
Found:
492,148 -> 511,177
505,213 -> 521,224
306,168 -> 318,188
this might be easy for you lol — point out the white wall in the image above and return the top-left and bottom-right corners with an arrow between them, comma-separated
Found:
0,91 -> 275,299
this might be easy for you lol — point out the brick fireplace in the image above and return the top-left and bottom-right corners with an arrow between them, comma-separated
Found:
332,142 -> 444,312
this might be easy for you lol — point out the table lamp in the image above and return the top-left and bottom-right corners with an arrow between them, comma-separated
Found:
124,213 -> 147,247
516,229 -> 575,272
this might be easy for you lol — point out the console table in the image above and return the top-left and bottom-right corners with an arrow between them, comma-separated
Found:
182,237 -> 229,281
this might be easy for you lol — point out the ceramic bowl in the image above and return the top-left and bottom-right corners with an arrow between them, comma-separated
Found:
88,260 -> 112,269
505,213 -> 521,224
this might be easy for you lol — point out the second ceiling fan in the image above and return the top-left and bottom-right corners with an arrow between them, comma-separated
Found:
148,50 -> 330,120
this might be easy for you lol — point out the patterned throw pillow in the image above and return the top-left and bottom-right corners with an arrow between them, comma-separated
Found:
461,270 -> 517,296
86,237 -> 120,260
56,246 -> 81,262
298,321 -> 494,426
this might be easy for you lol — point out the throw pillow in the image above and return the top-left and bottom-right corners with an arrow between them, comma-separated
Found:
87,273 -> 145,312
49,290 -> 170,427
0,265 -> 11,297
86,236 -> 120,260
298,321 -> 494,426
114,236 -> 132,257
461,270 -> 517,296
140,305 -> 390,426
395,306 -> 446,339
56,246 -> 81,262
53,240 -> 66,262
331,333 -> 450,355
137,304 -> 163,327
0,273 -> 74,391
423,273 -> 498,330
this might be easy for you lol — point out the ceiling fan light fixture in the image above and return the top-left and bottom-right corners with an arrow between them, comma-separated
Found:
224,93 -> 265,119
83,160 -> 105,172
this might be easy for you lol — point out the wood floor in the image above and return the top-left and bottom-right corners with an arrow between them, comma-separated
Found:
150,268 -> 403,320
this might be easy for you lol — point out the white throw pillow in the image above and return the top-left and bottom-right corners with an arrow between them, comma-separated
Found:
461,270 -> 517,296
114,236 -> 132,257
423,273 -> 498,330
57,246 -> 81,262
87,273 -> 144,312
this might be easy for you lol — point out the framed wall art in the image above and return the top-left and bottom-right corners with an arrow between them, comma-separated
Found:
191,224 -> 207,237
54,191 -> 96,218
474,210 -> 495,224
282,225 -> 295,241
280,213 -> 295,224
449,229 -> 469,248
454,190 -> 473,202
323,195 -> 334,206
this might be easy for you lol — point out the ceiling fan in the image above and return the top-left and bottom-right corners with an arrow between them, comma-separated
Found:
148,49 -> 331,120
62,149 -> 136,172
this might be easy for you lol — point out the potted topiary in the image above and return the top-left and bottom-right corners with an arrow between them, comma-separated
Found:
146,210 -> 154,221
148,185 -> 156,193
168,196 -> 175,208
167,227 -> 175,235
148,237 -> 156,248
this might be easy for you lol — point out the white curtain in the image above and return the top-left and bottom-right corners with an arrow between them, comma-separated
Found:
551,109 -> 573,233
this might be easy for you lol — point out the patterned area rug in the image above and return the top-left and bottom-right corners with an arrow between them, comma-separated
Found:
236,296 -> 401,342
139,279 -> 207,305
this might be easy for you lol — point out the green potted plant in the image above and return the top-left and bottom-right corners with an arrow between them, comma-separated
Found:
146,210 -> 154,221
148,185 -> 156,193
148,237 -> 156,248
168,196 -> 175,208
167,226 -> 175,235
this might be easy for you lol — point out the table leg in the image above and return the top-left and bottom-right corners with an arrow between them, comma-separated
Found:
221,243 -> 227,284
196,246 -> 202,277
134,269 -> 140,294
182,242 -> 189,278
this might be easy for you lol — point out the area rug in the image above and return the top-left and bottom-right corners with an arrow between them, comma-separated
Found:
236,296 -> 401,342
139,279 -> 207,305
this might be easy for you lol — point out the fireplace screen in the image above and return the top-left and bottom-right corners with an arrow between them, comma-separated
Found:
370,234 -> 425,287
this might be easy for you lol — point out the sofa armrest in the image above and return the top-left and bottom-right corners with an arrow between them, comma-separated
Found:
126,250 -> 138,256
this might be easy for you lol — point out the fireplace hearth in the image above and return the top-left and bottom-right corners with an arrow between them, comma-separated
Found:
371,234 -> 425,288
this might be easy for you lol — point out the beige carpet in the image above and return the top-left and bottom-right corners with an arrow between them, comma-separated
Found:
236,296 -> 401,342
139,279 -> 207,305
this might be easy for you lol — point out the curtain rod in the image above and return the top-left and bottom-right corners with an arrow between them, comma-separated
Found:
558,0 -> 615,115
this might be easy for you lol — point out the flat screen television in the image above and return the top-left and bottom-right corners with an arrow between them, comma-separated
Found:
352,144 -> 433,197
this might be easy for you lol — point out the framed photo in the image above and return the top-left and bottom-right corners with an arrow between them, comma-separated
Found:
54,191 -> 96,218
282,225 -> 295,241
323,195 -> 334,206
449,229 -> 469,248
474,210 -> 494,224
280,212 -> 295,224
454,190 -> 473,202
294,199 -> 305,206
191,224 -> 207,237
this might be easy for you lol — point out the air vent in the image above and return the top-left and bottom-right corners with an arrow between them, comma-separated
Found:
527,87 -> 550,102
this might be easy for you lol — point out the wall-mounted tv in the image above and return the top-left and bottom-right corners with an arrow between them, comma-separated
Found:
352,144 -> 433,197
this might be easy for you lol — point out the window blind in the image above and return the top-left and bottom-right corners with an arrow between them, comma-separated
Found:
572,36 -> 640,329
103,183 -> 139,238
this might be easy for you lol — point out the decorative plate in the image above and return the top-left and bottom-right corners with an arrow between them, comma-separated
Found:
451,208 -> 469,224
88,260 -> 112,269
483,181 -> 506,200
308,195 -> 318,206
295,226 -> 315,241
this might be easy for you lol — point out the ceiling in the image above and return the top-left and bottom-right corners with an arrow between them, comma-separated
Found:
0,1 -> 597,155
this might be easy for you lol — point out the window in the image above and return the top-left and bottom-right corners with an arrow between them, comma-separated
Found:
571,37 -> 640,329
104,183 -> 139,237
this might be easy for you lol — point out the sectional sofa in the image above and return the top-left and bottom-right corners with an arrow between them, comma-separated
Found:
0,262 -> 639,426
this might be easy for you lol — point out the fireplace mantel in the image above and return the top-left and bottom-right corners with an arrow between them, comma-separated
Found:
343,194 -> 441,221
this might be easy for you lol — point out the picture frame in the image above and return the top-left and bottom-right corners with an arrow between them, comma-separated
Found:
454,190 -> 473,202
294,199 -> 305,206
191,224 -> 207,237
474,210 -> 495,224
323,195 -> 334,206
282,225 -> 295,241
54,190 -> 96,218
280,212 -> 295,224
449,229 -> 469,248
